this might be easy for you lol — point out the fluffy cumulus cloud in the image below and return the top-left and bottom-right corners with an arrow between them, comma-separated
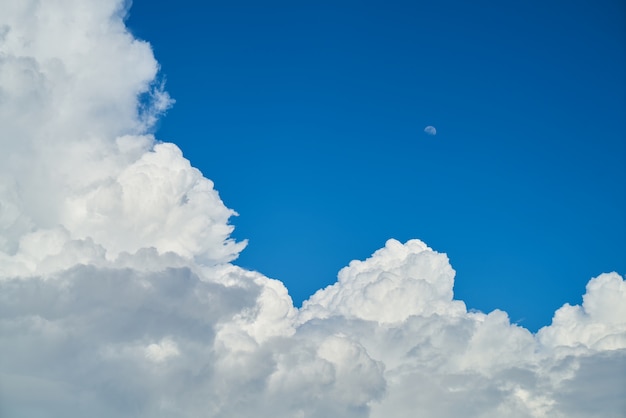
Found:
1,1 -> 625,417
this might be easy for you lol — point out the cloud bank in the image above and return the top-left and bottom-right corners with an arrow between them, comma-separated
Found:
1,1 -> 624,417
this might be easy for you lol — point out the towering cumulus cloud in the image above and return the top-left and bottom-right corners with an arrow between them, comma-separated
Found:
1,1 -> 624,417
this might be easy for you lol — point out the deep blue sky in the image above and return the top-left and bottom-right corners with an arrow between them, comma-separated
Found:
126,0 -> 625,332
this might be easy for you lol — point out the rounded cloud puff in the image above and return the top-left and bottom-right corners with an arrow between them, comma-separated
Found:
64,141 -> 245,264
300,239 -> 466,323
537,272 -> 626,351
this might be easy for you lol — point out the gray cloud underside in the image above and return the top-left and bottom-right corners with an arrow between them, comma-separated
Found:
1,246 -> 624,418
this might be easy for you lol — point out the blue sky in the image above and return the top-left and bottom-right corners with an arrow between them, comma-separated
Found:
126,0 -> 625,332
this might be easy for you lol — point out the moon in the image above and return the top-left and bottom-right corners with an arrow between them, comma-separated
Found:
424,126 -> 437,136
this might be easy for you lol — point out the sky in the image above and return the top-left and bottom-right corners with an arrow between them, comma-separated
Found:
0,0 -> 625,417
125,0 -> 626,332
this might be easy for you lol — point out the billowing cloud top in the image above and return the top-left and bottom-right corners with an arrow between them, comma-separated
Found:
1,1 -> 625,417
0,0 -> 245,275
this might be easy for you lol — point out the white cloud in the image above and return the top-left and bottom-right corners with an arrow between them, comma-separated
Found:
424,125 -> 437,135
0,0 -> 244,274
145,337 -> 181,363
299,239 -> 466,324
537,272 -> 626,351
1,1 -> 625,417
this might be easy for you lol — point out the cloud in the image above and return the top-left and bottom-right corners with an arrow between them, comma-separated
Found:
299,239 -> 465,324
0,0 -> 244,274
1,1 -> 625,417
424,125 -> 437,135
